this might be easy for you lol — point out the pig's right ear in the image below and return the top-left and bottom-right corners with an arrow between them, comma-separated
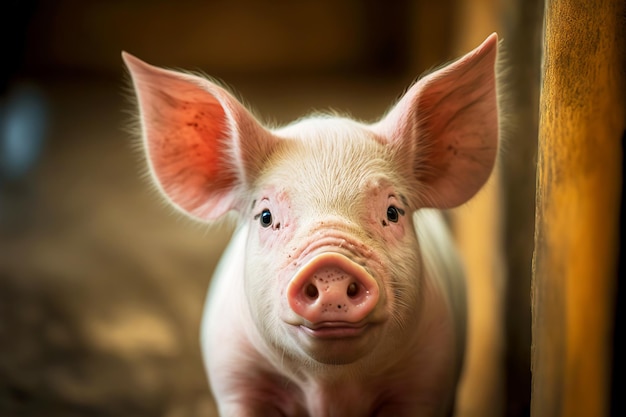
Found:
373,33 -> 499,209
122,53 -> 278,221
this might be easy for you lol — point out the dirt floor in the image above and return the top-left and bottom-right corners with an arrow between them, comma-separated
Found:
0,73 -> 404,417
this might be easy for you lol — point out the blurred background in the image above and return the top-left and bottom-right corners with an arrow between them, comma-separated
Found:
0,1 -> 544,416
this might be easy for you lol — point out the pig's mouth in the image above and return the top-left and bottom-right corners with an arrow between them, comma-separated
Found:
287,319 -> 382,364
298,321 -> 370,339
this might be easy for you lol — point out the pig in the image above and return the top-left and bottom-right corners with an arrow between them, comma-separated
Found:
123,33 -> 499,417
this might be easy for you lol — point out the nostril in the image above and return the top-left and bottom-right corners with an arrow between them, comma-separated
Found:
346,282 -> 358,298
286,253 -> 380,324
305,283 -> 319,299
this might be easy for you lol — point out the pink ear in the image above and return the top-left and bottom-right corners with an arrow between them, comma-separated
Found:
374,33 -> 499,209
122,53 -> 277,220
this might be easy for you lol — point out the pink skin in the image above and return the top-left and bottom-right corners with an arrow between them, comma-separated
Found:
285,252 -> 380,327
246,176 -> 412,367
123,33 -> 499,416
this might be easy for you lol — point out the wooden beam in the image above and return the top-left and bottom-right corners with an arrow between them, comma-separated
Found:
531,0 -> 625,416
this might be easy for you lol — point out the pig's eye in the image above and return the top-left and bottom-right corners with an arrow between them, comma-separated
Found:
386,206 -> 404,223
259,209 -> 273,228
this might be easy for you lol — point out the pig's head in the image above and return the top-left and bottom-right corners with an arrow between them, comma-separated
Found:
123,33 -> 499,367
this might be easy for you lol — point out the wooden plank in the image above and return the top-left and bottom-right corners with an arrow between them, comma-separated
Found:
531,0 -> 625,416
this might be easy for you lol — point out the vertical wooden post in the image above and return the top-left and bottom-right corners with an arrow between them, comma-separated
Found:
500,0 -> 544,415
532,0 -> 625,416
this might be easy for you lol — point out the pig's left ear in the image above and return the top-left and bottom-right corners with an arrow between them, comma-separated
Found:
374,33 -> 499,209
122,53 -> 278,221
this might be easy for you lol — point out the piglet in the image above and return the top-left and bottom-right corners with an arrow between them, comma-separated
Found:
123,33 -> 499,417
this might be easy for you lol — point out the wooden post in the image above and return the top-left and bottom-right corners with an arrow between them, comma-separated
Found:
532,0 -> 625,416
500,0 -> 544,415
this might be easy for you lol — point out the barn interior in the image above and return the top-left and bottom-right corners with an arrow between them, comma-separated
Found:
1,1 -> 623,417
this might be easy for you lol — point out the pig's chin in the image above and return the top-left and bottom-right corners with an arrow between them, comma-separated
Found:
286,321 -> 383,365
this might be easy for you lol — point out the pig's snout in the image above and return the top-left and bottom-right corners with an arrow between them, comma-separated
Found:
286,253 -> 379,325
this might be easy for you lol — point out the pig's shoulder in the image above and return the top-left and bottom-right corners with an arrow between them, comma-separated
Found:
414,208 -> 466,366
413,209 -> 460,275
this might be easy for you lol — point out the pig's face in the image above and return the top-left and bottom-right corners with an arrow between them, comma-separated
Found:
122,33 -> 498,367
243,118 -> 422,364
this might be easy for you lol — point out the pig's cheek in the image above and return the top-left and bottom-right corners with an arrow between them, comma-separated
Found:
374,218 -> 408,245
256,220 -> 296,252
252,227 -> 300,286
388,220 -> 407,242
